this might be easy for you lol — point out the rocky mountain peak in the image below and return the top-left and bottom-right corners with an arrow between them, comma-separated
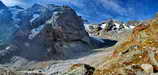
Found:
85,19 -> 128,37
0,1 -> 7,9
0,3 -> 92,63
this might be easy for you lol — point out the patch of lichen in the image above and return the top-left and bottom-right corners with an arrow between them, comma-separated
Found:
124,51 -> 149,65
94,63 -> 127,75
114,17 -> 158,55
112,41 -> 140,56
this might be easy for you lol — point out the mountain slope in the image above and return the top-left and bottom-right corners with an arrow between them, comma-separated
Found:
0,2 -> 92,65
94,18 -> 157,75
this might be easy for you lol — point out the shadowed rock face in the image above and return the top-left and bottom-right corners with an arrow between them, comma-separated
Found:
0,3 -> 91,63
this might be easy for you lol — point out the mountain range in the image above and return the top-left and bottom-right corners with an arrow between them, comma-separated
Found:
1,1 -> 158,75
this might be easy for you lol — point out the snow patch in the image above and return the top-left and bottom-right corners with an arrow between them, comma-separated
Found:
28,25 -> 44,40
101,23 -> 107,29
30,14 -> 40,23
123,24 -> 129,29
84,24 -> 91,31
129,25 -> 135,29
5,46 -> 11,50
114,23 -> 120,28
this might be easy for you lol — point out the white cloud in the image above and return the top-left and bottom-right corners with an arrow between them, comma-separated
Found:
1,0 -> 83,8
41,0 -> 84,7
0,0 -> 138,22
98,0 -> 128,16
1,0 -> 24,6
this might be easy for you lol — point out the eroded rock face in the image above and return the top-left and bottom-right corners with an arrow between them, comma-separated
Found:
0,3 -> 91,63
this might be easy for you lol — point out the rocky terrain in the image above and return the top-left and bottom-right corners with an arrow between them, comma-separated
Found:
0,1 -> 116,74
0,1 -> 157,75
67,16 -> 158,75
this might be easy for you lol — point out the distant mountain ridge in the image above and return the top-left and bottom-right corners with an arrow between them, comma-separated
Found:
0,1 -> 7,9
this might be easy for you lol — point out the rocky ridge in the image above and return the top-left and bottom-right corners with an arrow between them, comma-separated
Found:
85,19 -> 143,37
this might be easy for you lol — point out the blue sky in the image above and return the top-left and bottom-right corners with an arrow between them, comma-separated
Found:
1,0 -> 158,23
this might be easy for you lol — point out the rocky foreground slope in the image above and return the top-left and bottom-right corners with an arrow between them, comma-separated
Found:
67,17 -> 158,75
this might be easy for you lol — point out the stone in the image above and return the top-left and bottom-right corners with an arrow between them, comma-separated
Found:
141,64 -> 153,73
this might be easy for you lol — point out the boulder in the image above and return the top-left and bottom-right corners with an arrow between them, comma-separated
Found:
141,64 -> 153,73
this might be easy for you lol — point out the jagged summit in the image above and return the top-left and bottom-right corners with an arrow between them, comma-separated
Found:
100,18 -> 124,28
0,1 -> 7,9
85,19 -> 129,37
